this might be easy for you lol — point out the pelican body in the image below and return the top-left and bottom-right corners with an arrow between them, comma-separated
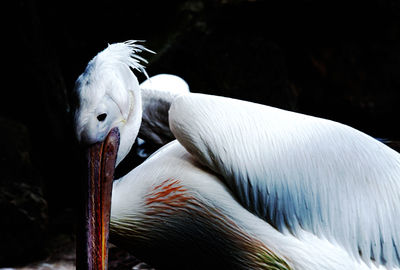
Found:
73,41 -> 400,270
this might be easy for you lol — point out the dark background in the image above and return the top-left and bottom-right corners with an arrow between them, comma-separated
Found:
1,0 -> 399,268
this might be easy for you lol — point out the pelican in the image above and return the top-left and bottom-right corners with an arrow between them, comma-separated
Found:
73,41 -> 400,270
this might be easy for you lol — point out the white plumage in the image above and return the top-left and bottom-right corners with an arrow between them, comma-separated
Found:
74,41 -> 400,270
169,93 -> 400,268
139,74 -> 190,146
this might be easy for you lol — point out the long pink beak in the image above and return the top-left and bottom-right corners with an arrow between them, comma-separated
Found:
77,127 -> 120,270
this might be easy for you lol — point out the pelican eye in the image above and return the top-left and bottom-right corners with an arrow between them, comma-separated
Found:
97,113 -> 107,122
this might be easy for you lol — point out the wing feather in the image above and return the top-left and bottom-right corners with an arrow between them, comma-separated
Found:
169,93 -> 400,267
139,74 -> 189,145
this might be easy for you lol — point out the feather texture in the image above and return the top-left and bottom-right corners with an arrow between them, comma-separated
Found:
101,40 -> 154,77
169,93 -> 400,268
139,74 -> 190,145
110,141 -> 293,270
74,41 -> 153,163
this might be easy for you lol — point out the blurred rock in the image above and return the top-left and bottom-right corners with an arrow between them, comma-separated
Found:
4,2 -> 79,267
0,118 -> 48,266
108,244 -> 143,270
7,0 -> 75,217
0,239 -> 152,270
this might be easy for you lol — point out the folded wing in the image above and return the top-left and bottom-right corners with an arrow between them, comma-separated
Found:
169,93 -> 400,267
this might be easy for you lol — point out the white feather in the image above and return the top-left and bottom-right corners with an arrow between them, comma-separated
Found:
139,74 -> 190,145
111,140 -> 400,270
102,40 -> 154,77
169,93 -> 400,267
140,74 -> 189,95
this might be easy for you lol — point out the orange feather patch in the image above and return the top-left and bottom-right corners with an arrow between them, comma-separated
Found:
145,179 -> 191,213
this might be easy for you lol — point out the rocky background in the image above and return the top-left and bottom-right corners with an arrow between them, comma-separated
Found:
1,0 -> 400,269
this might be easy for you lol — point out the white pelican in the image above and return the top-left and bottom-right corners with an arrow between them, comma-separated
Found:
73,41 -> 400,270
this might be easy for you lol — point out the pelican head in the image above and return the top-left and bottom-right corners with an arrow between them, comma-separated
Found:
73,41 -> 151,269
74,40 -> 152,165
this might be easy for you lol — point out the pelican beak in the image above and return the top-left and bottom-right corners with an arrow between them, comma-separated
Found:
77,127 -> 120,270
